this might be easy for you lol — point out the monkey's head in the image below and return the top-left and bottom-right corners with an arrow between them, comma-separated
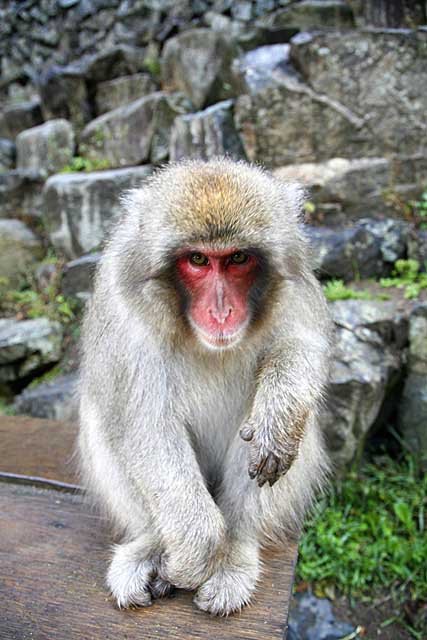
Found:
112,159 -> 308,352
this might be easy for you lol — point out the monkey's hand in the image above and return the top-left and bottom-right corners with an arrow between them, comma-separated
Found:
240,408 -> 309,488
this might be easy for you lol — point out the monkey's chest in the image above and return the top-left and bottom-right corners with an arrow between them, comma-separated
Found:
184,371 -> 253,483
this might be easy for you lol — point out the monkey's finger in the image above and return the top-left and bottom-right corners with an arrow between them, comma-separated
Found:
257,453 -> 279,487
240,424 -> 255,441
248,451 -> 268,479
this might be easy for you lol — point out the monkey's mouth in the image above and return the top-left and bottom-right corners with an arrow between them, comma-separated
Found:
191,321 -> 248,350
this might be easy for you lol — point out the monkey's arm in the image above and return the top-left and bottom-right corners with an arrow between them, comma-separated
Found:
119,390 -> 227,590
240,276 -> 332,487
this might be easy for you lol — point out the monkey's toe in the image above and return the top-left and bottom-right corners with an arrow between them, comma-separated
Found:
149,575 -> 175,599
194,566 -> 255,616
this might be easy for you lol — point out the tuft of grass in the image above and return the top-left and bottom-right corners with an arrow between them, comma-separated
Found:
298,454 -> 427,610
380,259 -> 427,299
323,279 -> 373,302
60,156 -> 111,173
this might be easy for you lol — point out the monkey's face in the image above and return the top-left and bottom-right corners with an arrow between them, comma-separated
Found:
176,248 -> 259,350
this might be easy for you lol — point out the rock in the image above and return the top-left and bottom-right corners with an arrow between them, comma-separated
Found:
0,220 -> 44,289
398,304 -> 427,463
0,318 -> 63,384
235,29 -> 427,166
0,170 -> 45,220
256,0 -> 355,34
408,228 -> 427,271
38,65 -> 91,134
13,372 -> 78,421
322,300 -> 408,467
234,43 -> 295,93
35,262 -> 60,291
95,73 -> 157,114
170,100 -> 246,162
290,29 -> 427,159
16,119 -> 75,177
308,219 -> 408,282
275,155 -> 427,224
288,591 -> 355,640
0,139 -> 16,170
0,100 -> 43,140
82,45 -> 146,84
80,92 -> 190,167
62,253 -> 101,297
161,28 -> 241,109
43,165 -> 153,258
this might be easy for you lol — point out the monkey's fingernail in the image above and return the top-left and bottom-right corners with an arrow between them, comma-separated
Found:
258,477 -> 267,488
240,426 -> 254,441
248,468 -> 257,479
268,477 -> 278,487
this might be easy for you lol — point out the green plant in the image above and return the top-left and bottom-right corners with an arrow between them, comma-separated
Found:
323,279 -> 373,302
380,259 -> 427,299
298,454 -> 427,635
143,55 -> 161,78
0,398 -> 15,416
60,156 -> 111,173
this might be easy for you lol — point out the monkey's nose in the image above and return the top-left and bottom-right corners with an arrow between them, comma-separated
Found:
209,306 -> 232,323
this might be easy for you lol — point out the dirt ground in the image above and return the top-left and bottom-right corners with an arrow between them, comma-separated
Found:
331,595 -> 426,639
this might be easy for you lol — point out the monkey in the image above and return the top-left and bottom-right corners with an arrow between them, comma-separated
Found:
78,158 -> 333,616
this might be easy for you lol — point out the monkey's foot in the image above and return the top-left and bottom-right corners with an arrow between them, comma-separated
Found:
107,547 -> 156,609
193,566 -> 256,616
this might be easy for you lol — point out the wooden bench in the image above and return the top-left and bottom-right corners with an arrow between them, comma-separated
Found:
0,415 -> 297,639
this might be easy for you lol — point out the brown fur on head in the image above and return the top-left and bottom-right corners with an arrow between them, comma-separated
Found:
108,159 -> 308,350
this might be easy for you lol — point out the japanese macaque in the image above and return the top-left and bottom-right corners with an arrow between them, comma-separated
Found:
78,158 -> 333,616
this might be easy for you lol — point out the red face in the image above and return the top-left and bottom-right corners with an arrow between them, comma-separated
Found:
176,249 -> 258,349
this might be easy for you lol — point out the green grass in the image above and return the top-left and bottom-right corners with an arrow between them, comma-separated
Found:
298,454 -> 427,611
323,279 -> 374,302
380,259 -> 427,300
60,155 -> 111,173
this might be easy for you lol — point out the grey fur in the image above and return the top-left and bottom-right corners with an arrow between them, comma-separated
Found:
78,158 -> 333,616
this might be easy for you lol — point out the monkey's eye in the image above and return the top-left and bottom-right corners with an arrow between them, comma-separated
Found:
189,252 -> 209,266
230,251 -> 249,265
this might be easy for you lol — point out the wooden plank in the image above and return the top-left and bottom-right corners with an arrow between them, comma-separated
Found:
0,483 -> 297,640
0,415 -> 77,484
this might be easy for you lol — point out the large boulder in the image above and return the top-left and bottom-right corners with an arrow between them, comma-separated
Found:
0,318 -> 63,385
0,170 -> 45,220
290,29 -> 427,159
42,166 -> 153,258
161,29 -> 241,109
95,73 -> 157,114
13,372 -> 78,421
170,100 -> 246,162
0,100 -> 43,140
308,219 -> 409,282
322,300 -> 408,468
398,304 -> 427,464
16,119 -> 75,177
235,30 -> 427,166
0,139 -> 16,170
79,92 -> 190,167
0,220 -> 44,290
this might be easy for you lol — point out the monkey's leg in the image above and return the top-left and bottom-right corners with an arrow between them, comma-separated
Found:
194,437 -> 261,616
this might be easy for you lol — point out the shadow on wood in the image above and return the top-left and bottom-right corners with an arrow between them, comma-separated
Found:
0,416 -> 297,639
